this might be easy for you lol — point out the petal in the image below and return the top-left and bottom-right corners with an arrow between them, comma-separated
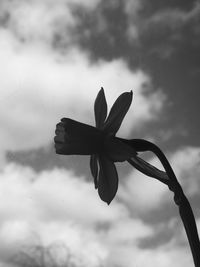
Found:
55,122 -> 65,132
94,88 -> 107,129
90,155 -> 99,189
54,126 -> 65,143
54,118 -> 104,155
54,143 -> 74,155
103,91 -> 133,135
61,118 -> 102,139
104,137 -> 137,162
98,156 -> 118,205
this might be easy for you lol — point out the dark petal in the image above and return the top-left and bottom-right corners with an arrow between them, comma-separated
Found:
104,137 -> 137,162
54,118 -> 104,155
103,91 -> 133,135
60,118 -> 101,139
90,155 -> 98,189
54,123 -> 66,152
55,122 -> 65,132
55,142 -> 97,155
98,156 -> 118,205
60,118 -> 103,142
54,134 -> 65,144
55,143 -> 72,155
94,88 -> 107,129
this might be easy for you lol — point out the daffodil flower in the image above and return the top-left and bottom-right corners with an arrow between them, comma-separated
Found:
55,88 -> 200,267
54,88 -> 168,204
55,88 -> 137,204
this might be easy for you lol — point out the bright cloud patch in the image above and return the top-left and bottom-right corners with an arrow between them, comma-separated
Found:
0,163 -> 124,267
0,0 -> 101,44
121,146 -> 200,212
0,163 -> 194,267
120,164 -> 169,213
169,147 -> 200,196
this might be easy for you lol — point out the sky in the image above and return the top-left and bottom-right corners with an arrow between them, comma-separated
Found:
0,0 -> 200,266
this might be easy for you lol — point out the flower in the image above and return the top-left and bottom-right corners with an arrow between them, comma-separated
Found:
54,88 -> 136,204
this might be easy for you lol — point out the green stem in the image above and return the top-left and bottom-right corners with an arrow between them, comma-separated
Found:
123,138 -> 200,267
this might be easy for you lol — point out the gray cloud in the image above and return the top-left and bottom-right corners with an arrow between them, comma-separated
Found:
141,1 -> 200,58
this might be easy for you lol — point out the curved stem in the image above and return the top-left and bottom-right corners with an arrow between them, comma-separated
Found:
122,138 -> 200,267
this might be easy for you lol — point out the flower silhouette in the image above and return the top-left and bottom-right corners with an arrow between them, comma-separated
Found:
55,89 -> 200,267
54,88 -> 136,204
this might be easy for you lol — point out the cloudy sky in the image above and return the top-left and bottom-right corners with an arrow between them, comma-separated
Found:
0,0 -> 200,266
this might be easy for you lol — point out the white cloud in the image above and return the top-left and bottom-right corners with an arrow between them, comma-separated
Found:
107,245 -> 192,267
0,163 -> 127,225
120,146 -> 200,212
0,162 -> 195,267
105,218 -> 153,244
0,163 -> 124,266
169,147 -> 200,196
0,0 -> 165,166
0,0 -> 101,43
119,156 -> 169,212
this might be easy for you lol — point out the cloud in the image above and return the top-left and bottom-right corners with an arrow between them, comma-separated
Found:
0,162 -> 195,267
0,0 -> 165,167
140,1 -> 200,58
0,163 -> 125,267
108,245 -> 193,267
120,146 -> 200,213
147,1 -> 200,31
0,1 -> 198,267
124,0 -> 200,58
0,0 -> 101,38
169,147 -> 200,196
0,36 -> 164,150
119,156 -> 169,213
0,163 -> 127,225
123,0 -> 143,41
